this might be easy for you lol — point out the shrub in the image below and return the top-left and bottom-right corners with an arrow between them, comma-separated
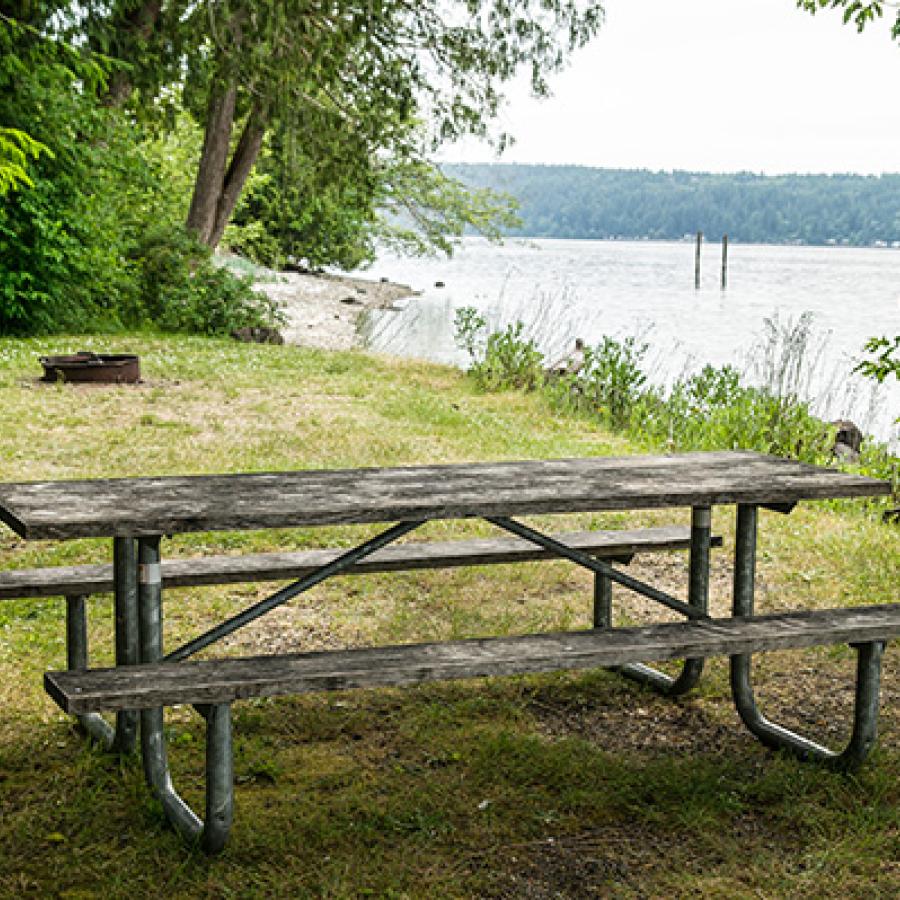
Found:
577,335 -> 649,429
0,43 -> 142,332
134,228 -> 283,336
855,335 -> 900,388
453,308 -> 544,391
453,306 -> 488,365
691,386 -> 833,461
680,364 -> 744,417
454,305 -> 896,484
474,322 -> 544,391
630,362 -> 834,462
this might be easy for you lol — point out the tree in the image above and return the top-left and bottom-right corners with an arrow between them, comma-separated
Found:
795,1 -> 900,38
0,10 -> 55,196
74,1 -> 604,251
225,125 -> 521,269
0,126 -> 49,196
0,7 -> 145,333
854,336 -> 900,383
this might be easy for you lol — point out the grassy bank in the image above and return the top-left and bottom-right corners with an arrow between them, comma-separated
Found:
0,335 -> 897,898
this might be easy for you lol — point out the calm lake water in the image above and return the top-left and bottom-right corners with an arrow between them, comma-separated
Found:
363,238 -> 900,448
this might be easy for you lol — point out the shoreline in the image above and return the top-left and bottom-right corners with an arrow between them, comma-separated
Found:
252,268 -> 420,351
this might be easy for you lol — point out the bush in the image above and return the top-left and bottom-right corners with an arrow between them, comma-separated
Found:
475,322 -> 544,391
628,362 -> 835,462
456,315 -> 888,471
0,21 -> 149,334
0,25 -> 281,339
577,336 -> 649,429
134,229 -> 283,336
855,335 -> 900,388
453,306 -> 488,365
676,386 -> 833,461
453,309 -> 544,391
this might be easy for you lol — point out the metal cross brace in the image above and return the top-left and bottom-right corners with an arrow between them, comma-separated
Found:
487,516 -> 710,622
165,520 -> 426,662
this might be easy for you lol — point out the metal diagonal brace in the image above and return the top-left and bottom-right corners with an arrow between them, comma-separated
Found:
138,523 -> 426,849
486,516 -> 710,622
166,520 -> 425,663
730,504 -> 885,771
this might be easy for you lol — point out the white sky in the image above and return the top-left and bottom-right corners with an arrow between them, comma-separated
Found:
441,0 -> 900,174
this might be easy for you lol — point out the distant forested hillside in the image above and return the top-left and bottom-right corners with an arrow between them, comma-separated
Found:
443,164 -> 900,246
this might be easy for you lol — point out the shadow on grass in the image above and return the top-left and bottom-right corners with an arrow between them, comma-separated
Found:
0,665 -> 897,898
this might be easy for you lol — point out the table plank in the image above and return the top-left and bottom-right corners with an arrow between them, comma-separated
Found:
0,451 -> 889,539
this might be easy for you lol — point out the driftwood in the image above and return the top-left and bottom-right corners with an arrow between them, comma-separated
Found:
831,419 -> 864,463
546,338 -> 586,378
230,326 -> 284,345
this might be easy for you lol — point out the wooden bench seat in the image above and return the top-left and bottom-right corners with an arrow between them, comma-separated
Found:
46,604 -> 900,714
43,604 -> 899,853
12,523 -> 723,757
0,525 -> 720,599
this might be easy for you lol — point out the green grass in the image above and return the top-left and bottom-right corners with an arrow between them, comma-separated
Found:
0,334 -> 897,898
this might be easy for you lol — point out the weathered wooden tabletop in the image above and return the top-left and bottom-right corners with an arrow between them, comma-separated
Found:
0,450 -> 889,540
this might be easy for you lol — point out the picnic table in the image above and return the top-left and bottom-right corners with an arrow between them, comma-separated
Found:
0,449 -> 895,852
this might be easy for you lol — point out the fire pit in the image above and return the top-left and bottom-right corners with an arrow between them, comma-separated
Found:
39,352 -> 141,384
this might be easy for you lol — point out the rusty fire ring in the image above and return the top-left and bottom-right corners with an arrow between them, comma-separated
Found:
39,353 -> 141,384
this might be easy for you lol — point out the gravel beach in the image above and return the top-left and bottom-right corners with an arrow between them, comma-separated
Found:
252,269 -> 419,351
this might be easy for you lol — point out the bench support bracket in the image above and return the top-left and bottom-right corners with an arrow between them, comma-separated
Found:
596,506 -> 711,696
730,504 -> 884,771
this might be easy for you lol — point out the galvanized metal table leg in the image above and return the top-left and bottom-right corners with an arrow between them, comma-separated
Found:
62,538 -> 139,751
593,571 -> 612,630
137,535 -> 234,852
596,506 -> 711,696
65,594 -> 115,746
111,537 -> 139,753
729,504 -> 884,771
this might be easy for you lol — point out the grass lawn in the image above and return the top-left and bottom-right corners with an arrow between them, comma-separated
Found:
0,335 -> 897,898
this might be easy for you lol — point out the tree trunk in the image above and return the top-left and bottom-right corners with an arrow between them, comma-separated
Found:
185,82 -> 238,245
208,101 -> 269,248
101,0 -> 164,106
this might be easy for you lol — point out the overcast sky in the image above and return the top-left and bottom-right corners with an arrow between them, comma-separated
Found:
442,0 -> 899,175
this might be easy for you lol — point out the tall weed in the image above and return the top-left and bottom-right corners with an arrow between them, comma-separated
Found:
579,336 -> 648,429
456,309 -> 897,482
454,307 -> 544,391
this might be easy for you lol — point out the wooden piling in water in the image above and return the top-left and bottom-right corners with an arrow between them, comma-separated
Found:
694,231 -> 702,289
721,234 -> 728,290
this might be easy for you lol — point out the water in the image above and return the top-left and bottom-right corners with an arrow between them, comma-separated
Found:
362,238 -> 900,448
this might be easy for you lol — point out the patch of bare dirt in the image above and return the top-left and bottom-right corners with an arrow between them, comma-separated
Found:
462,815 -> 800,899
475,827 -> 664,899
